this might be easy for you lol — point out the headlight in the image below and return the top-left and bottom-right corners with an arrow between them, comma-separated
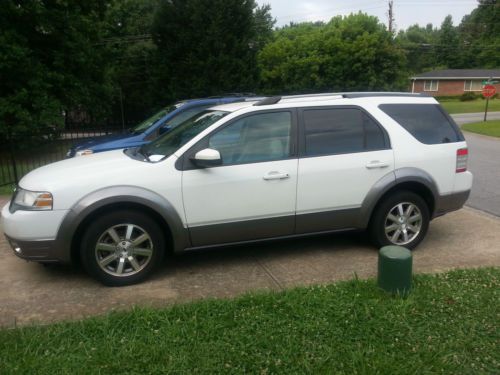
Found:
10,188 -> 53,213
75,149 -> 93,156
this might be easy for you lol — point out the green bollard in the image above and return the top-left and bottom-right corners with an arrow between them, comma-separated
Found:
378,246 -> 412,295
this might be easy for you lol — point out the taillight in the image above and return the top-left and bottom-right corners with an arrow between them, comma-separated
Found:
456,148 -> 468,173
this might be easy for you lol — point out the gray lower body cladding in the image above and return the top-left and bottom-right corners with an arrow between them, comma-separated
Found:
5,190 -> 471,262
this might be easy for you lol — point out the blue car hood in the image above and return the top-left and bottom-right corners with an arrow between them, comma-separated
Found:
73,132 -> 137,150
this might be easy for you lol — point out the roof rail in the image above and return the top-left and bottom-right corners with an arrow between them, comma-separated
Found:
254,96 -> 282,106
251,92 -> 426,107
341,92 -> 425,98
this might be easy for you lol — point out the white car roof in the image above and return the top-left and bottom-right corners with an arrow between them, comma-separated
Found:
209,92 -> 436,113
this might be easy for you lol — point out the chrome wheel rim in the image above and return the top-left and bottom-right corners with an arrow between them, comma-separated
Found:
384,202 -> 422,246
95,224 -> 153,277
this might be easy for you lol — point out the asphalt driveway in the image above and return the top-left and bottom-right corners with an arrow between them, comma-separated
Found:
464,132 -> 500,217
1,200 -> 499,327
451,111 -> 500,126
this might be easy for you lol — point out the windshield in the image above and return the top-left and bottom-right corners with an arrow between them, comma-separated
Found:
131,102 -> 184,133
142,110 -> 229,159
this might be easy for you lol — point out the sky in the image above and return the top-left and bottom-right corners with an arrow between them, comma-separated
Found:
256,0 -> 479,31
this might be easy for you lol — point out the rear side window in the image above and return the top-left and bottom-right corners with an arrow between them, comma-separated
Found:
303,108 -> 387,157
379,104 -> 464,144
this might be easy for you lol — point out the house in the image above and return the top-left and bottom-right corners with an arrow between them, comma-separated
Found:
411,69 -> 500,96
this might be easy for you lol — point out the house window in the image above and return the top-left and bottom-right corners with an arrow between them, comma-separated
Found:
464,80 -> 483,91
424,80 -> 439,91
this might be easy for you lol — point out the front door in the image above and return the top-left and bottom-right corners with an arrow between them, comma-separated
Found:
182,110 -> 298,247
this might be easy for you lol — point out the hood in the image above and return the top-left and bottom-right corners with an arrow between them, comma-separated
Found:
19,150 -> 149,198
72,132 -> 137,151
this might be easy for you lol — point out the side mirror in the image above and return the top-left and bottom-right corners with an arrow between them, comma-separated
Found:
159,125 -> 171,135
191,148 -> 222,168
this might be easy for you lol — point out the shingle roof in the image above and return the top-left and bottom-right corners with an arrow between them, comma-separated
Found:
413,69 -> 500,79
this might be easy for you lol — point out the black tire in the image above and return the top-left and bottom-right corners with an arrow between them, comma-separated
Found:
369,190 -> 430,250
80,210 -> 165,286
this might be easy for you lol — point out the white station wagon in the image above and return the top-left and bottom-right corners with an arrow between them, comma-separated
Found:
1,93 -> 473,285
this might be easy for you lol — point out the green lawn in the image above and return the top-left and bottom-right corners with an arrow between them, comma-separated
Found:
439,98 -> 500,114
1,268 -> 498,374
462,120 -> 500,138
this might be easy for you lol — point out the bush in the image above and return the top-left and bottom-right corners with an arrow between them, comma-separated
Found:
460,92 -> 478,101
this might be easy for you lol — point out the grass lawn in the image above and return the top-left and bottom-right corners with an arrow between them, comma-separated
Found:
462,120 -> 500,138
1,268 -> 498,374
439,98 -> 500,114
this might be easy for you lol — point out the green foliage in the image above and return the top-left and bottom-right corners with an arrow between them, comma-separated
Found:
459,0 -> 500,68
437,15 -> 461,68
395,23 -> 439,73
1,268 -> 498,374
0,1 -> 113,137
258,14 -> 408,94
460,91 -> 479,101
151,0 -> 271,101
104,0 -> 161,120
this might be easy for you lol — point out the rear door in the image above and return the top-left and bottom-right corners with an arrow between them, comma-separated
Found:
295,106 -> 394,233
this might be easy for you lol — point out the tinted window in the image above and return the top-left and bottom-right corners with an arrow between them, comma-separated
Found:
303,108 -> 386,156
379,104 -> 463,144
209,112 -> 292,165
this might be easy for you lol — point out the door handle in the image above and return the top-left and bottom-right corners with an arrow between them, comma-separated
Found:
263,171 -> 290,180
366,161 -> 390,169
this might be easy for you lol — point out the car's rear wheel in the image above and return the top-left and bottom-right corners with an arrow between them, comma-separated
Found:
369,191 -> 430,250
80,210 -> 165,286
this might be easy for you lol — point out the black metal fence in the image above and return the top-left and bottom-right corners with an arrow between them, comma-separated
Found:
0,121 -> 134,189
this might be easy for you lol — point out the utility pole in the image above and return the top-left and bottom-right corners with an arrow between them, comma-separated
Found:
387,0 -> 395,34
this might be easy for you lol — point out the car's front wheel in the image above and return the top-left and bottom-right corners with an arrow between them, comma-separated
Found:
80,210 -> 165,286
369,191 -> 430,250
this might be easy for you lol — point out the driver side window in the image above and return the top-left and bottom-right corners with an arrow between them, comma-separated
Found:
208,111 -> 292,166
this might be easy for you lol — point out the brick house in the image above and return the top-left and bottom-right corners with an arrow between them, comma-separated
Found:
411,69 -> 500,96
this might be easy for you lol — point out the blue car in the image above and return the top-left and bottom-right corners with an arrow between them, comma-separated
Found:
67,96 -> 254,157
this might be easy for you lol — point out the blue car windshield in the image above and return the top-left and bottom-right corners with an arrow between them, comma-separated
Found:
131,103 -> 184,133
142,110 -> 229,159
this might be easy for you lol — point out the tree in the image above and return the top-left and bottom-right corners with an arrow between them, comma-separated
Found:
396,24 -> 440,73
258,14 -> 407,94
0,1 -> 112,138
104,0 -> 161,122
458,0 -> 500,68
437,15 -> 461,68
151,0 -> 273,101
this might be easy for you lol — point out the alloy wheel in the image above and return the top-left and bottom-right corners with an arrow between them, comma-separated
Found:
384,202 -> 422,246
95,224 -> 154,277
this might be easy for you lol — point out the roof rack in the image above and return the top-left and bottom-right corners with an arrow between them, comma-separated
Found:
341,92 -> 425,98
252,92 -> 426,106
254,96 -> 282,106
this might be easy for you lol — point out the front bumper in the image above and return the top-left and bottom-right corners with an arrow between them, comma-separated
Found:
1,202 -> 71,263
4,234 -> 61,263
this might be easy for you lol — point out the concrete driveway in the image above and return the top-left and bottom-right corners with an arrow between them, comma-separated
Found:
1,200 -> 499,327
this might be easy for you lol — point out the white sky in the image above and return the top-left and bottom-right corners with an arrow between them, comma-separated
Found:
257,0 -> 478,31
